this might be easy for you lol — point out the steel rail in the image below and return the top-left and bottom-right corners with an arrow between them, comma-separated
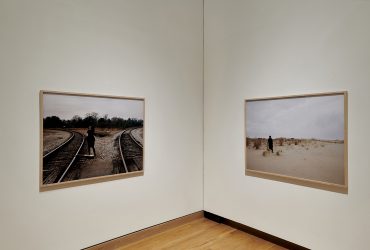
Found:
129,128 -> 143,149
57,133 -> 85,183
43,131 -> 74,159
118,130 -> 129,173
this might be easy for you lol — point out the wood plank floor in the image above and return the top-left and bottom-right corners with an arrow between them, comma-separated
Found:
117,218 -> 287,250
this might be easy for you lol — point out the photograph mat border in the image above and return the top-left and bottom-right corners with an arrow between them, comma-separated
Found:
244,91 -> 348,194
39,90 -> 145,192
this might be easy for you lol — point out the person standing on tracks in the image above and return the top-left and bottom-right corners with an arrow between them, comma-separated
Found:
87,125 -> 96,157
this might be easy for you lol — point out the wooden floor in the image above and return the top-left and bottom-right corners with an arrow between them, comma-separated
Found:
117,218 -> 287,250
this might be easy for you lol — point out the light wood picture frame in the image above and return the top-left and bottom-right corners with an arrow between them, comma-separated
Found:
245,91 -> 348,193
40,90 -> 145,191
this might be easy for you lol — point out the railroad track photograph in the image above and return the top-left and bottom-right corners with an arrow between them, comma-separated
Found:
40,91 -> 144,191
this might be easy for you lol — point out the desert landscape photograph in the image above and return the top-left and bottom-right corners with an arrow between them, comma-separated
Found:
40,91 -> 144,190
245,92 -> 347,188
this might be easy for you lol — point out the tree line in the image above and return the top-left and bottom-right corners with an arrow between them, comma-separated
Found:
44,112 -> 143,129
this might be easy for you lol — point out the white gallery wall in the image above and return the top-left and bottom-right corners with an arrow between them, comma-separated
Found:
0,1 -> 203,249
204,0 -> 370,249
2,0 -> 370,249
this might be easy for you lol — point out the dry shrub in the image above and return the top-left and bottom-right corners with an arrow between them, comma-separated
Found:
321,144 -> 325,147
262,150 -> 270,157
278,138 -> 284,146
294,139 -> 302,145
254,139 -> 262,149
276,150 -> 282,156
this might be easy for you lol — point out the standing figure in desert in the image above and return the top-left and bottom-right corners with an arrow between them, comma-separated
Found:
268,135 -> 273,153
87,125 -> 96,157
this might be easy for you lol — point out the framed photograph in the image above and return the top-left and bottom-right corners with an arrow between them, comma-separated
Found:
40,90 -> 145,191
245,91 -> 348,193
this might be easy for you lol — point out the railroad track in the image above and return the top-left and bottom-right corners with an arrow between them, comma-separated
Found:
119,128 -> 143,172
43,131 -> 85,184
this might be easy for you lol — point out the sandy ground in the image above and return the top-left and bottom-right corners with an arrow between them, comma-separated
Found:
131,127 -> 144,146
246,140 -> 345,185
78,129 -> 123,179
43,129 -> 71,155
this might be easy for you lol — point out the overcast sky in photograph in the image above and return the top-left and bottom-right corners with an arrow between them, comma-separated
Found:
246,95 -> 344,140
43,93 -> 144,120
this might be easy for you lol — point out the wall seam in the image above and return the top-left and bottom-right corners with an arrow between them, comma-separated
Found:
202,0 -> 205,210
